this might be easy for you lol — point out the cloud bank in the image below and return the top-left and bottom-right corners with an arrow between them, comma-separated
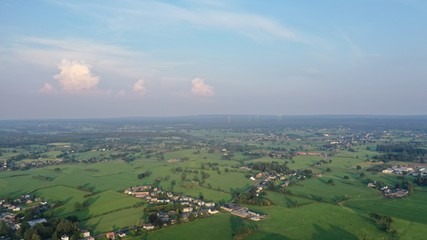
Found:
53,59 -> 100,93
191,78 -> 215,97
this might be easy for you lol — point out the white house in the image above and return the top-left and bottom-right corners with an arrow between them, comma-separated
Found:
182,207 -> 193,213
205,202 -> 215,207
143,224 -> 155,230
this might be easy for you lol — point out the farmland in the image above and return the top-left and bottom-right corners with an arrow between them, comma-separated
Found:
1,116 -> 427,239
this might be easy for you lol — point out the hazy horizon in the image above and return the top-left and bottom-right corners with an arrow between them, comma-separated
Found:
1,0 -> 427,119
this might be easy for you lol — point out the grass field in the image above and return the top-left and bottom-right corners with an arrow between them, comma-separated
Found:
82,206 -> 145,235
146,213 -> 232,240
2,146 -> 427,239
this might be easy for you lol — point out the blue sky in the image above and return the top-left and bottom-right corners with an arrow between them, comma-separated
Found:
1,0 -> 427,119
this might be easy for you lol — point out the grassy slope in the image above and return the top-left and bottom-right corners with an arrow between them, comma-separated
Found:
147,213 -> 232,240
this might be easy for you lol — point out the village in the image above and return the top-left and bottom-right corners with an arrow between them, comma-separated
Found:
0,195 -> 99,240
125,185 -> 267,231
382,165 -> 427,177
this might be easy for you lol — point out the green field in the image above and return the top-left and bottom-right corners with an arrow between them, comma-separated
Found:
2,145 -> 427,239
147,213 -> 232,240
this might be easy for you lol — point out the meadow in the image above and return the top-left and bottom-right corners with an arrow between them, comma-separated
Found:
1,127 -> 427,239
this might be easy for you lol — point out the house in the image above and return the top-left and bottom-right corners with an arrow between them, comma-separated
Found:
208,209 -> 219,214
250,176 -> 256,181
281,181 -> 290,188
382,169 -> 393,174
182,207 -> 193,213
367,183 -> 376,188
143,224 -> 155,230
106,232 -> 115,239
133,192 -> 150,198
231,210 -> 250,218
220,206 -> 233,212
205,202 -> 215,208
117,232 -> 126,238
384,189 -> 409,198
61,235 -> 69,240
81,230 -> 91,238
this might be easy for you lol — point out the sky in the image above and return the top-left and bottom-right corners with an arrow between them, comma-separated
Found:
1,0 -> 427,119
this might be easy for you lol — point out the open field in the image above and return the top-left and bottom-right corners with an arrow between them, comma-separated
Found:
146,213 -> 232,240
2,118 -> 427,239
2,148 -> 427,238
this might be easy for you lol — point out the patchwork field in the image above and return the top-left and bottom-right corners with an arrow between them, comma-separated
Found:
1,144 -> 427,239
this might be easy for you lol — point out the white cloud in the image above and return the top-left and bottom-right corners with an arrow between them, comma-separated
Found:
133,79 -> 147,95
55,1 -> 301,42
53,59 -> 100,93
40,82 -> 55,93
191,78 -> 215,97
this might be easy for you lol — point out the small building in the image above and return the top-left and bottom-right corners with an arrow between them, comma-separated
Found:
231,210 -> 250,218
143,224 -> 155,230
106,232 -> 115,240
182,207 -> 193,213
205,202 -> 215,208
81,230 -> 91,238
61,235 -> 69,240
255,172 -> 264,179
220,206 -> 233,212
133,192 -> 150,198
367,183 -> 376,188
208,209 -> 219,214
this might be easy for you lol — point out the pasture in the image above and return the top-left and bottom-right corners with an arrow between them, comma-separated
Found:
1,145 -> 427,239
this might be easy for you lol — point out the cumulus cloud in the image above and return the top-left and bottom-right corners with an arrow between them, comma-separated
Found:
40,82 -> 55,93
133,79 -> 147,95
191,78 -> 215,97
53,59 -> 100,93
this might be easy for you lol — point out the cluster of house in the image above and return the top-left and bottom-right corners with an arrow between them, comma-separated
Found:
1,160 -> 8,170
380,186 -> 409,198
125,185 -> 218,230
296,152 -> 323,156
0,194 -> 47,231
220,203 -> 266,221
104,231 -> 127,240
382,165 -> 427,176
367,183 -> 409,198
250,171 -> 294,190
24,226 -> 96,240
1,196 -> 97,240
